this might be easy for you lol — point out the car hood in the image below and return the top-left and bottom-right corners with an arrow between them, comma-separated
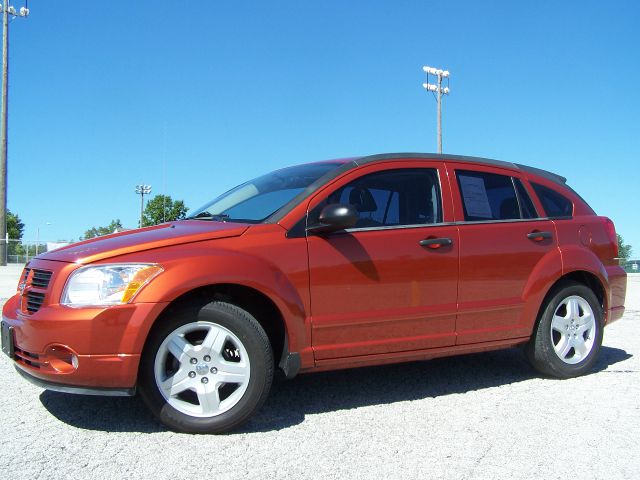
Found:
41,221 -> 250,264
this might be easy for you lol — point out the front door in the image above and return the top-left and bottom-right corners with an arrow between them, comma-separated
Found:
306,163 -> 459,360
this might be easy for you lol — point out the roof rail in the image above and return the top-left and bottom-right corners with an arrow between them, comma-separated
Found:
356,152 -> 567,185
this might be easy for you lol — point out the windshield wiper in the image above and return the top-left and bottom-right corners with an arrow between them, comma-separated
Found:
188,212 -> 231,222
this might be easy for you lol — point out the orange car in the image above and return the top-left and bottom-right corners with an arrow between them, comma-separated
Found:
1,153 -> 627,433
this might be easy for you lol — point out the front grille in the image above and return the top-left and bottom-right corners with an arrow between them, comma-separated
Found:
26,292 -> 45,313
19,267 -> 53,314
30,269 -> 53,288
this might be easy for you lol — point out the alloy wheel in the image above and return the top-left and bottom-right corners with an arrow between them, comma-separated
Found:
549,295 -> 597,365
153,321 -> 251,417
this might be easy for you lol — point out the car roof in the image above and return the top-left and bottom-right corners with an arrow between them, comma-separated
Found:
353,152 -> 567,186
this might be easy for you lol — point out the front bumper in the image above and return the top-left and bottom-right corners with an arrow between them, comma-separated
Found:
2,293 -> 167,390
15,365 -> 136,396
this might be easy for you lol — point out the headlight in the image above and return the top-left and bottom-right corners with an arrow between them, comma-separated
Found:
61,264 -> 163,307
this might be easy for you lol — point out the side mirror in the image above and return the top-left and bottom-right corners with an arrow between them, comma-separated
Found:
307,203 -> 358,234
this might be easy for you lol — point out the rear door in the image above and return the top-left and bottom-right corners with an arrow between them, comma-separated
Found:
449,164 -> 557,344
306,161 -> 459,360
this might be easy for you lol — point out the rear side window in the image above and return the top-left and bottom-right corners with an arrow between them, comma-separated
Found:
531,183 -> 573,218
457,171 -> 521,221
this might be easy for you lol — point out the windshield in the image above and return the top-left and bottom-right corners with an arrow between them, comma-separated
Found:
187,162 -> 343,223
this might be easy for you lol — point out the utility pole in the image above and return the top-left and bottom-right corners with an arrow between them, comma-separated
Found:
135,184 -> 152,228
0,2 -> 29,265
422,66 -> 450,154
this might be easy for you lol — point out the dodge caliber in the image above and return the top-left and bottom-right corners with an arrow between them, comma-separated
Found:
1,153 -> 627,433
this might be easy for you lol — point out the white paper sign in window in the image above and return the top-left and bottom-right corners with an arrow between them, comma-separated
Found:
459,175 -> 493,219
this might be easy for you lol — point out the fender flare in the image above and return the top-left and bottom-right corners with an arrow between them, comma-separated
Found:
126,249 -> 308,359
521,246 -> 609,336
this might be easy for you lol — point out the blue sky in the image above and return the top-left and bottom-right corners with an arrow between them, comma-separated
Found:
8,1 -> 640,254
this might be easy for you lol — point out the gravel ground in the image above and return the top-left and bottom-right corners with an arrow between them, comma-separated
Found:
1,271 -> 638,480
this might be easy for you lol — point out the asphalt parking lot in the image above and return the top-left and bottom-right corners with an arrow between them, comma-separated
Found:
1,267 -> 638,480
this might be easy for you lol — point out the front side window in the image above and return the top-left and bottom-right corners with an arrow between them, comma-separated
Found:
457,170 -> 545,221
312,168 -> 442,229
187,162 -> 343,223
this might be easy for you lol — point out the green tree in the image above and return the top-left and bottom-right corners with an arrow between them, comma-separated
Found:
7,210 -> 24,241
82,219 -> 124,240
7,210 -> 25,256
142,195 -> 188,227
617,234 -> 632,262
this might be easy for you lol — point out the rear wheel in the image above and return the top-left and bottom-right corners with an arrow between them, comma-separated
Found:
526,282 -> 603,378
139,301 -> 273,433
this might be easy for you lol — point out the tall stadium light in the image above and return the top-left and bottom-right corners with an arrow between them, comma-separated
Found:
0,1 -> 30,265
135,184 -> 152,228
35,222 -> 51,256
422,65 -> 451,154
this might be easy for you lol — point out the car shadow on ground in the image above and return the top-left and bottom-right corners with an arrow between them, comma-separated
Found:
39,346 -> 632,434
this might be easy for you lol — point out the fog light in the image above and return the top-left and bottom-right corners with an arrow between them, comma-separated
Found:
45,345 -> 79,373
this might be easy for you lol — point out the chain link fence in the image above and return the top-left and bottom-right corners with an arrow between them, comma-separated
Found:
4,238 -> 639,272
5,239 -> 71,264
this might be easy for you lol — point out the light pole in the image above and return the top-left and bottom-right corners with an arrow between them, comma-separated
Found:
35,221 -> 51,256
0,1 -> 29,265
135,184 -> 152,228
422,66 -> 450,154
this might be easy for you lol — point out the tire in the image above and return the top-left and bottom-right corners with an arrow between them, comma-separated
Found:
526,281 -> 603,379
139,301 -> 273,433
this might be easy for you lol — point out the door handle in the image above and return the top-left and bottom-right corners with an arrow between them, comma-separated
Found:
419,237 -> 453,248
527,231 -> 552,241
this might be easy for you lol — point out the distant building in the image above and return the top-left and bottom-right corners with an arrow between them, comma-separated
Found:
46,242 -> 70,251
624,260 -> 639,273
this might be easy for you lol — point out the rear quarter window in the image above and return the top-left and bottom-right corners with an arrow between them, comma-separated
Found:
531,183 -> 573,218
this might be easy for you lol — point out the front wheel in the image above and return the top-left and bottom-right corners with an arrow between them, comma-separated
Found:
139,301 -> 273,433
526,281 -> 604,378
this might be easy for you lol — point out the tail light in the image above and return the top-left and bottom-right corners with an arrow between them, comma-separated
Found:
603,217 -> 619,259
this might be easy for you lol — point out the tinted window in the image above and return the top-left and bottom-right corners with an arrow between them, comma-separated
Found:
313,168 -> 442,228
187,162 -> 342,223
514,179 -> 538,219
223,188 -> 301,220
531,183 -> 573,217
457,171 -> 521,221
